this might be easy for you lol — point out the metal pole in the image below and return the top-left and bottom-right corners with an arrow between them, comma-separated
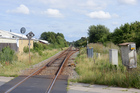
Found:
86,36 -> 88,47
29,39 -> 31,63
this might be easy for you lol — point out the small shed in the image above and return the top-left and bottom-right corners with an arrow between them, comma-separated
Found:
0,38 -> 33,52
0,30 -> 34,52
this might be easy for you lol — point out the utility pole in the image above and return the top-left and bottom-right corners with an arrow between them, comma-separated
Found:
26,31 -> 35,63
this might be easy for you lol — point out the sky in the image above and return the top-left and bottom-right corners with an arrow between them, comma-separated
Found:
0,0 -> 140,42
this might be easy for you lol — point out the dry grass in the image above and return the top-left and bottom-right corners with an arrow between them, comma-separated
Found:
73,43 -> 140,89
0,49 -> 60,77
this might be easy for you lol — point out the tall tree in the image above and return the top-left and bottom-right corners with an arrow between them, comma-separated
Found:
40,31 -> 68,47
88,25 -> 110,43
111,21 -> 140,47
74,37 -> 87,47
40,31 -> 56,44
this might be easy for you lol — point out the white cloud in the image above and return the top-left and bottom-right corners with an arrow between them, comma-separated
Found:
87,11 -> 111,19
79,0 -> 107,10
85,0 -> 97,7
43,9 -> 63,18
118,0 -> 137,5
7,4 -> 29,14
112,22 -> 119,26
37,0 -> 74,8
112,14 -> 119,18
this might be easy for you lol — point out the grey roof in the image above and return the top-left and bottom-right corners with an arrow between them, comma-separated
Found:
0,30 -> 37,40
39,40 -> 50,44
0,30 -> 48,43
0,30 -> 27,39
119,42 -> 135,46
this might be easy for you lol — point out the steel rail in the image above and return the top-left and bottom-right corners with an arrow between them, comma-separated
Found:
46,49 -> 78,93
45,48 -> 72,93
57,50 -> 78,76
46,47 -> 70,67
46,47 -> 72,93
5,63 -> 46,93
4,47 -> 71,93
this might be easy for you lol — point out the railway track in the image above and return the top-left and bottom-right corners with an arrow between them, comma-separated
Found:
3,46 -> 78,93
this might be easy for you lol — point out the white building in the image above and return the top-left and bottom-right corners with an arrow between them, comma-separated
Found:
0,30 -> 32,52
0,30 -> 49,52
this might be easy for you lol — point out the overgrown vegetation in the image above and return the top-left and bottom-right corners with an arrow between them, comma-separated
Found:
33,42 -> 55,51
40,31 -> 68,48
74,37 -> 87,47
73,43 -> 140,89
0,47 -> 60,77
88,25 -> 110,44
110,21 -> 140,47
0,41 -> 64,77
0,46 -> 17,64
23,42 -> 59,53
74,21 -> 140,48
0,31 -> 69,77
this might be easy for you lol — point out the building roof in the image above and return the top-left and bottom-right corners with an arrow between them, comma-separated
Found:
0,30 -> 27,39
0,30 -> 12,38
0,30 -> 49,43
119,42 -> 135,46
0,30 -> 38,40
39,40 -> 49,44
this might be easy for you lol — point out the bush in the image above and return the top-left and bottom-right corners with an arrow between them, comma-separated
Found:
23,46 -> 29,53
33,42 -> 48,51
38,50 -> 43,56
0,46 -> 15,64
33,42 -> 63,51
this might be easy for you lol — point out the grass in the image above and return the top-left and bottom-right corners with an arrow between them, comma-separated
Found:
0,49 -> 60,77
67,80 -> 70,91
72,43 -> 140,89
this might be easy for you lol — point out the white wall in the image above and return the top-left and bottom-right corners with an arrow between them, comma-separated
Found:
0,38 -> 17,43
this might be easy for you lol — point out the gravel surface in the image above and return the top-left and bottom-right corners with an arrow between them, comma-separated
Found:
61,51 -> 79,79
20,51 -> 62,75
20,49 -> 79,79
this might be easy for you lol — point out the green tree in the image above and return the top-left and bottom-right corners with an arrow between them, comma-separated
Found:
111,21 -> 140,47
40,31 -> 56,44
40,31 -> 68,48
88,25 -> 110,43
74,37 -> 87,47
56,33 -> 64,38
56,36 -> 64,46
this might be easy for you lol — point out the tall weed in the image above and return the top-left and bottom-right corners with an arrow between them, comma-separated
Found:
0,48 -> 60,76
74,43 -> 140,89
0,46 -> 16,64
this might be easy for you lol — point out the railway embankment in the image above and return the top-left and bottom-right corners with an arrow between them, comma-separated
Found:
71,43 -> 140,89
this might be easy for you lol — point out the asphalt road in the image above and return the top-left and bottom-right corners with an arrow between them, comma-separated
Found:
0,75 -> 67,93
68,82 -> 140,93
0,76 -> 140,93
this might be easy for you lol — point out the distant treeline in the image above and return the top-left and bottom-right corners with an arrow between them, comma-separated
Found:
74,21 -> 140,48
40,31 -> 68,48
